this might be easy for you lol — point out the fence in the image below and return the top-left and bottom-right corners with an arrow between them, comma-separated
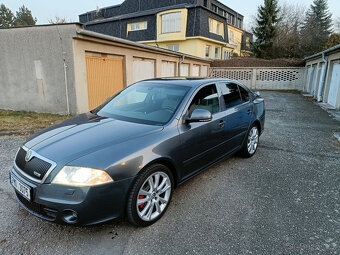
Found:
209,67 -> 306,91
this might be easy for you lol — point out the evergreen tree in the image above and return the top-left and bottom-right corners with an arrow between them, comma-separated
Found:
0,3 -> 14,28
252,0 -> 280,59
323,34 -> 340,50
14,5 -> 37,26
300,0 -> 332,56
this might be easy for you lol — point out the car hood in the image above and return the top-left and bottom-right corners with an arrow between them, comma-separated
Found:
25,113 -> 163,165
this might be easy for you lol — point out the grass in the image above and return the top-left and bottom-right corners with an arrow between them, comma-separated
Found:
0,110 -> 71,133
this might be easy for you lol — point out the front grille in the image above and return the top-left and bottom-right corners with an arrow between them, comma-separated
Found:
15,148 -> 52,181
15,192 -> 57,221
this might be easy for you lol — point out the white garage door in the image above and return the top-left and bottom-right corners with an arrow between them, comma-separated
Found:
133,58 -> 155,83
328,62 -> 340,107
180,64 -> 189,77
201,66 -> 208,77
192,65 -> 200,77
162,61 -> 176,77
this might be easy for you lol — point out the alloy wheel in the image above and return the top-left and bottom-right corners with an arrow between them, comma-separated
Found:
136,171 -> 171,221
247,126 -> 259,155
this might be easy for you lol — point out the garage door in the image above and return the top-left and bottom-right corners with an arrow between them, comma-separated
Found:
85,56 -> 124,110
133,58 -> 155,83
180,64 -> 189,77
162,61 -> 176,77
192,65 -> 200,77
310,65 -> 317,95
328,62 -> 340,107
201,66 -> 208,77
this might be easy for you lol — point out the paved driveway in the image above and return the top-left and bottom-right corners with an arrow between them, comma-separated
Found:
0,92 -> 339,255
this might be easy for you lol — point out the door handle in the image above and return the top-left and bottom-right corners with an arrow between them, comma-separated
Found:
247,109 -> 252,115
218,120 -> 225,127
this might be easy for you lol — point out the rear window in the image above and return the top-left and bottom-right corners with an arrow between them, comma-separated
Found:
221,83 -> 242,108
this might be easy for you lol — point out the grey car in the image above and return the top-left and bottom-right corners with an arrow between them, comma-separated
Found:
10,78 -> 265,226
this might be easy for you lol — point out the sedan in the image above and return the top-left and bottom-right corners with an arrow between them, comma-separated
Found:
10,78 -> 265,226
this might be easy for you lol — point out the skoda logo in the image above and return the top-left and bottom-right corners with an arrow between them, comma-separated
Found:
25,150 -> 32,162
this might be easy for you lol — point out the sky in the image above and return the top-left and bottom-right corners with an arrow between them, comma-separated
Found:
1,0 -> 340,29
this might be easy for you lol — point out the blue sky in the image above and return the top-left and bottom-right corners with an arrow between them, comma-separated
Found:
1,0 -> 340,28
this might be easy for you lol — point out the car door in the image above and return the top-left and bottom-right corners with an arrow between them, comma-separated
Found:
178,84 -> 227,180
218,82 -> 252,154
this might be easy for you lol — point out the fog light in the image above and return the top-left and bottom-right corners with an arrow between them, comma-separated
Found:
62,209 -> 78,224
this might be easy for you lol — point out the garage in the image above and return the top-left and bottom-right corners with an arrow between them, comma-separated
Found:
180,63 -> 189,77
162,61 -> 176,77
133,58 -> 155,83
192,64 -> 200,77
85,56 -> 124,110
327,62 -> 340,107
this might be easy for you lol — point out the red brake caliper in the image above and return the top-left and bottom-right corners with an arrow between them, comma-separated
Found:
138,195 -> 145,209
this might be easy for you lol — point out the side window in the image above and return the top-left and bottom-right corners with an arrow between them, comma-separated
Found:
221,83 -> 242,108
239,86 -> 250,102
188,84 -> 220,115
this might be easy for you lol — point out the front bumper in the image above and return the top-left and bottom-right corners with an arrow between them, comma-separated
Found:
10,167 -> 134,226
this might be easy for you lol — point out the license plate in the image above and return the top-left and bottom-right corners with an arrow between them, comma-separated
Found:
11,173 -> 31,201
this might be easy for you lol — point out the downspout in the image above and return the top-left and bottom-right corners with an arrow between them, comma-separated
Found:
63,60 -> 70,115
178,55 -> 185,77
317,52 -> 328,102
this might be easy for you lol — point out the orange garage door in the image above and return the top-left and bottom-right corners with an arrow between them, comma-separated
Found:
85,56 -> 124,110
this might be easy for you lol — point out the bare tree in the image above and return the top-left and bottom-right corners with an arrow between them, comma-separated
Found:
272,3 -> 306,58
48,16 -> 68,24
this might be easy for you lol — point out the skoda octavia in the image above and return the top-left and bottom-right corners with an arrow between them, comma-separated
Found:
10,78 -> 265,226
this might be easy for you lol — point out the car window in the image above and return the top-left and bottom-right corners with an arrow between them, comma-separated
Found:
221,83 -> 242,108
96,82 -> 190,125
239,86 -> 250,102
188,84 -> 220,115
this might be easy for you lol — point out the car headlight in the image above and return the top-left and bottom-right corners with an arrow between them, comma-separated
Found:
52,166 -> 114,187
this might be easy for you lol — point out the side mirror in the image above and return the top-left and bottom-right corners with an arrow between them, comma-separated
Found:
186,109 -> 212,123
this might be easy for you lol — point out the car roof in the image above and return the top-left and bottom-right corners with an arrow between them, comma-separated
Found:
141,78 -> 235,88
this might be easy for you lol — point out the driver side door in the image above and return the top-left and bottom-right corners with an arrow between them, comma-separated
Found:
178,84 -> 227,180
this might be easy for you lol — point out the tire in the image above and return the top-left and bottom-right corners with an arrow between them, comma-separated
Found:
240,124 -> 260,158
126,164 -> 174,227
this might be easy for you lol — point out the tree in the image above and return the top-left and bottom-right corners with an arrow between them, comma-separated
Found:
0,3 -> 14,28
251,0 -> 280,59
335,17 -> 340,33
300,0 -> 333,56
48,16 -> 67,24
14,5 -> 37,26
272,3 -> 306,58
324,34 -> 340,49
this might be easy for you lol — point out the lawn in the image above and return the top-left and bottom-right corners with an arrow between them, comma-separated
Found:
0,110 -> 71,133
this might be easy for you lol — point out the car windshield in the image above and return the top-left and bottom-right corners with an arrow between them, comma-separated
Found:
95,82 -> 190,125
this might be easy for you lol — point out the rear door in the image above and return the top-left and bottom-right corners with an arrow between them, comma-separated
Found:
218,82 -> 252,153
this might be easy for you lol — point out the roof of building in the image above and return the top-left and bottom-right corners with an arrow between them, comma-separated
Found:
304,44 -> 340,61
84,3 -> 195,26
76,29 -> 212,63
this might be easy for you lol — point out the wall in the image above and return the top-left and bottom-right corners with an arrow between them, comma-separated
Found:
210,67 -> 306,91
0,24 -> 79,114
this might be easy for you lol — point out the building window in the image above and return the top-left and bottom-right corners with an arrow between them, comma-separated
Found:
215,47 -> 220,59
168,44 -> 179,52
229,31 -> 234,42
129,21 -> 147,31
246,37 -> 250,47
224,50 -> 231,59
216,23 -> 220,35
228,14 -> 235,25
162,12 -> 181,33
238,18 -> 243,29
205,45 -> 211,58
204,0 -> 208,7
